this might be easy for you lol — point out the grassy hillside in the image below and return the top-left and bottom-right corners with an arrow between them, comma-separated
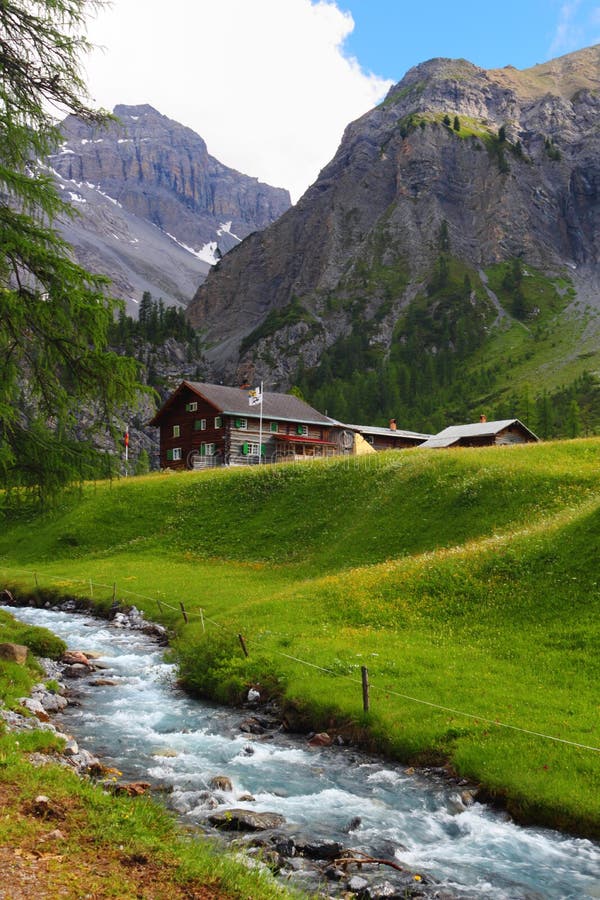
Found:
1,441 -> 600,838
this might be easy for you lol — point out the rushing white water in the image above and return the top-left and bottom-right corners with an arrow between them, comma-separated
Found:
6,605 -> 600,899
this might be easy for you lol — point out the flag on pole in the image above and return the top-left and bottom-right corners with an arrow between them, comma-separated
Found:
248,387 -> 262,406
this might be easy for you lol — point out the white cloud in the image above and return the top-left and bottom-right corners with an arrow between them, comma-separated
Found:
83,0 -> 393,202
548,0 -> 600,54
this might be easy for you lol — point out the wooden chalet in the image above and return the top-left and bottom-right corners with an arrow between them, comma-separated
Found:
149,381 -> 343,469
419,418 -> 539,449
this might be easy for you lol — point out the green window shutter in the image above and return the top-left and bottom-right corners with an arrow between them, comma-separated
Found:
261,443 -> 266,456
194,419 -> 202,430
270,421 -> 278,433
242,442 -> 249,455
200,443 -> 206,455
166,449 -> 174,461
235,418 -> 241,428
297,424 -> 304,435
185,403 -> 190,411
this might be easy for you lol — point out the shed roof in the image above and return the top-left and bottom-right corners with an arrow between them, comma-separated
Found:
344,423 -> 431,442
419,419 -> 538,449
150,381 -> 336,427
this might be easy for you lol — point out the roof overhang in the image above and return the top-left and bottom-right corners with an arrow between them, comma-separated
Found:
273,434 -> 338,446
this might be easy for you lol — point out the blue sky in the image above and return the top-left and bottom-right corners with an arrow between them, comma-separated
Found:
341,0 -> 600,80
85,0 -> 600,201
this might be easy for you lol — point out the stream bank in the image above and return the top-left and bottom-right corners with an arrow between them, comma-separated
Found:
2,593 -> 600,899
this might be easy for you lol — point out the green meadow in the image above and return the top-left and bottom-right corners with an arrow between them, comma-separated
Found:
2,439 -> 600,840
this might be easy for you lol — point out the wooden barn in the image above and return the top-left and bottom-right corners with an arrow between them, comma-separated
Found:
419,418 -> 539,449
346,419 -> 431,451
149,381 -> 344,469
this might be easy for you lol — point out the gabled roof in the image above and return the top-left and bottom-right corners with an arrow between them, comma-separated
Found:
344,423 -> 432,442
150,381 -> 336,427
419,419 -> 538,449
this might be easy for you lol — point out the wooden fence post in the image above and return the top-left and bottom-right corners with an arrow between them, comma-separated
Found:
179,602 -> 188,624
361,666 -> 370,713
112,583 -> 117,603
238,634 -> 249,657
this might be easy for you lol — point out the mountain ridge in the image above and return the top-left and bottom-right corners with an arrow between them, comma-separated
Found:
49,104 -> 291,312
186,44 -> 600,420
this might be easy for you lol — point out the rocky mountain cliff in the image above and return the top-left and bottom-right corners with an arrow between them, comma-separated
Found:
187,45 -> 600,409
48,105 -> 291,313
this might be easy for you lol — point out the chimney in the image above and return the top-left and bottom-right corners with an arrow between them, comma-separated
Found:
480,414 -> 487,423
389,418 -> 397,431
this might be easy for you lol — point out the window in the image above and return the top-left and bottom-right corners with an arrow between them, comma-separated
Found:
167,447 -> 182,461
241,442 -> 264,456
194,418 -> 206,431
296,424 -> 308,436
172,425 -> 180,438
214,416 -> 223,428
234,417 -> 247,430
200,442 -> 215,455
185,401 -> 198,412
270,421 -> 279,433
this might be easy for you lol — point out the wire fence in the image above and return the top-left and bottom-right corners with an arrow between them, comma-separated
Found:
1,563 -> 599,755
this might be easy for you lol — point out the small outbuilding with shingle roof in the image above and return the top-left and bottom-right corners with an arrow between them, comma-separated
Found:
419,418 -> 539,449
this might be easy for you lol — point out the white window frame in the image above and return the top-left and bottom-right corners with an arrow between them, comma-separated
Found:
235,417 -> 248,430
172,447 -> 182,461
214,416 -> 223,428
248,442 -> 260,456
201,442 -> 216,456
297,424 -> 308,436
173,424 -> 180,438
187,401 -> 198,412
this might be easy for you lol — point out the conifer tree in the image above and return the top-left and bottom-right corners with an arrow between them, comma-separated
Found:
0,1 -> 141,498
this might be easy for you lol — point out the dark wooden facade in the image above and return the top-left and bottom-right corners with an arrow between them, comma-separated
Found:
150,382 -> 340,470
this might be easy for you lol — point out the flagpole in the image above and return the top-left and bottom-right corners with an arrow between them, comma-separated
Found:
258,381 -> 263,465
125,424 -> 129,477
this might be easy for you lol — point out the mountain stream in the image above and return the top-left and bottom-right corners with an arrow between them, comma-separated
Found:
5,604 -> 600,899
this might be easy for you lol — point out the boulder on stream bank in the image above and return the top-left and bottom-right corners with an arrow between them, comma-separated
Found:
209,809 -> 287,832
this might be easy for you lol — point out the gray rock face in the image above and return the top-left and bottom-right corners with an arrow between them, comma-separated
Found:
48,104 -> 291,313
186,45 -> 600,384
208,809 -> 287,831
